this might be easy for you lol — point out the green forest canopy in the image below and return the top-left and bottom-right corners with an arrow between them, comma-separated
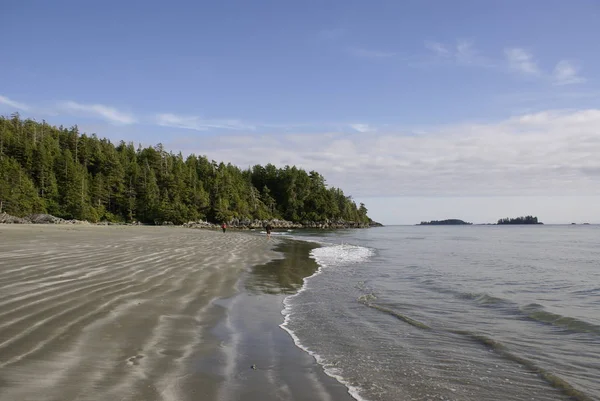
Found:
418,219 -> 472,225
0,114 -> 371,225
497,216 -> 541,225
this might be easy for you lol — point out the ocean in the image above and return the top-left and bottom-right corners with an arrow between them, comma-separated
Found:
281,225 -> 600,401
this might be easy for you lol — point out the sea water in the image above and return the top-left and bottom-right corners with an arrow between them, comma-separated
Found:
282,225 -> 600,401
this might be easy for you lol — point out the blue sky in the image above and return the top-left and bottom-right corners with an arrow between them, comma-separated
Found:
2,0 -> 600,224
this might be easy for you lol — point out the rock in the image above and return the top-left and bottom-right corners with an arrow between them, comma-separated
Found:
27,214 -> 64,224
0,212 -> 29,224
0,213 -> 92,225
26,214 -> 89,225
183,221 -> 218,229
181,217 -> 375,230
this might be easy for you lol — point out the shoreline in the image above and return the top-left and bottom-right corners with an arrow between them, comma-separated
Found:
0,224 -> 355,401
278,241 -> 368,401
0,212 -> 382,229
0,225 -> 275,400
204,238 -> 356,401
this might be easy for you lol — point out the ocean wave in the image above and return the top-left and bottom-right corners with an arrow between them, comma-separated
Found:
310,244 -> 375,268
451,330 -> 594,401
354,294 -> 594,400
520,303 -> 600,335
570,287 -> 600,296
351,291 -> 594,401
454,291 -> 600,336
280,243 -> 374,401
357,299 -> 431,330
456,291 -> 509,306
353,282 -> 596,400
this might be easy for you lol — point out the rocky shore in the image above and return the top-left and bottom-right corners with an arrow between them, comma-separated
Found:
0,212 -> 382,229
184,218 -> 381,230
0,213 -> 90,225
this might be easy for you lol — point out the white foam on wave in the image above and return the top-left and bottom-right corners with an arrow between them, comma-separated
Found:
258,230 -> 290,236
311,243 -> 374,268
280,243 -> 374,401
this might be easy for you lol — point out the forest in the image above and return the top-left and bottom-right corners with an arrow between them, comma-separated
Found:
0,114 -> 371,225
497,216 -> 541,225
418,219 -> 472,225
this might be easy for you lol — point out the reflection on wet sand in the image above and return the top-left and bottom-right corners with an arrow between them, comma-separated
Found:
208,239 -> 355,401
245,241 -> 320,295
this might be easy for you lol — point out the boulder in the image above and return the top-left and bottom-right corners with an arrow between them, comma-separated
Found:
29,214 -> 89,224
27,214 -> 66,224
181,217 -> 372,230
183,221 -> 218,229
0,212 -> 29,224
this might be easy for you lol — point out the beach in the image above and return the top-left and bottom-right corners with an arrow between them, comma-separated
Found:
0,225 -> 353,401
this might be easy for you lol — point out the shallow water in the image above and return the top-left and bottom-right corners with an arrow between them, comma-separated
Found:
211,240 -> 354,401
285,225 -> 600,401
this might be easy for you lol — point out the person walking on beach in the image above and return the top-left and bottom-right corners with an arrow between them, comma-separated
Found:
221,222 -> 227,233
265,223 -> 272,239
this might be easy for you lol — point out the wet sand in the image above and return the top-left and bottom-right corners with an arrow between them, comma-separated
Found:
0,225 -> 352,401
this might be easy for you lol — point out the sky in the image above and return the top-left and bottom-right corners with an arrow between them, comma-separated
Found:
1,0 -> 599,224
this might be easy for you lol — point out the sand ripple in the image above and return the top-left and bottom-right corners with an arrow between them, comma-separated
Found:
0,225 -> 272,401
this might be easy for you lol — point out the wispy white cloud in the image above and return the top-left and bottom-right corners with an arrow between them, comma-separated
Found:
423,40 -> 492,67
347,47 -> 395,59
1,96 -> 256,130
424,41 -> 449,57
60,101 -> 137,124
0,95 -> 31,111
172,109 -> 600,198
156,113 -> 255,131
424,43 -> 587,87
349,123 -> 375,133
553,60 -> 585,85
505,48 -> 540,76
505,49 -> 586,85
455,40 -> 476,64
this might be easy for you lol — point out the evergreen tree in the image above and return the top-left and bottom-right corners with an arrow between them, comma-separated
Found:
0,115 -> 372,225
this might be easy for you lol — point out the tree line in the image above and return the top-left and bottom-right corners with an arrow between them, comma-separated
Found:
0,114 -> 371,225
418,219 -> 472,225
497,216 -> 540,225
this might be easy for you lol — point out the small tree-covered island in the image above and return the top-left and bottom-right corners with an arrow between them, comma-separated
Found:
417,216 -> 544,225
497,216 -> 543,225
0,114 -> 380,228
418,219 -> 472,225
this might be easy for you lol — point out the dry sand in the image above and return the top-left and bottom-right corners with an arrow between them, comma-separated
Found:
0,225 -> 353,401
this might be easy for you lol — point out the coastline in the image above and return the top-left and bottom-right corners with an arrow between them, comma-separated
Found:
0,224 -> 354,401
205,239 -> 355,401
0,212 -> 382,229
0,225 -> 274,400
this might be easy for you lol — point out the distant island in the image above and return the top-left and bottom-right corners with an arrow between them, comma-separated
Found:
418,219 -> 472,225
497,216 -> 542,225
416,216 -> 546,225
